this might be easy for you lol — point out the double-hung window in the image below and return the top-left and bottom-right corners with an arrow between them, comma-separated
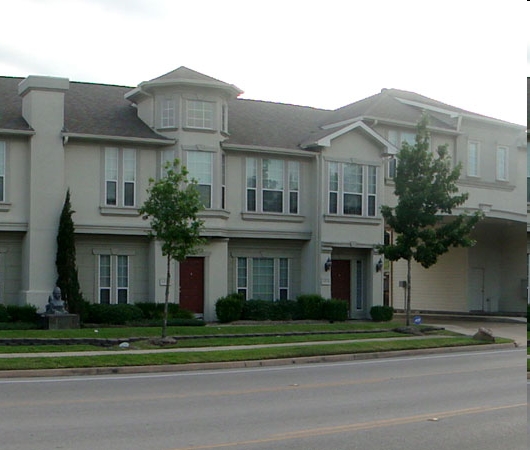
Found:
387,130 -> 416,178
161,98 -> 176,128
527,144 -> 530,203
0,141 -> 5,202
246,158 -> 300,214
236,257 -> 289,301
328,161 -> 378,217
186,151 -> 213,208
186,100 -> 214,129
496,146 -> 508,181
105,147 -> 136,207
98,254 -> 129,304
467,141 -> 480,177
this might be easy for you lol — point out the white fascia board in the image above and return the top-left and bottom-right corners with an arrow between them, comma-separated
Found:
0,128 -> 35,136
62,132 -> 175,146
222,143 -> 318,158
315,121 -> 399,155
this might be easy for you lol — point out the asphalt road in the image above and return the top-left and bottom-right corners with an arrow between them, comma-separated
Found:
0,347 -> 525,450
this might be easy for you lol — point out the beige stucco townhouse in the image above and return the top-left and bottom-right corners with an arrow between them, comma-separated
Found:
0,67 -> 525,321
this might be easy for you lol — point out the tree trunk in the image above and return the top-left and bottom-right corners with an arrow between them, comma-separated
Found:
162,254 -> 171,338
406,257 -> 412,326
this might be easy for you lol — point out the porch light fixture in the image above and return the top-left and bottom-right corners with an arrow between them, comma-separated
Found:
375,258 -> 383,272
324,257 -> 332,272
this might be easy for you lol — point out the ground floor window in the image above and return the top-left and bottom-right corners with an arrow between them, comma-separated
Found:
237,257 -> 289,301
99,254 -> 129,304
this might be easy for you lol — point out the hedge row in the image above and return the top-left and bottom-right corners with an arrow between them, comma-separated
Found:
215,294 -> 349,323
0,302 -> 198,327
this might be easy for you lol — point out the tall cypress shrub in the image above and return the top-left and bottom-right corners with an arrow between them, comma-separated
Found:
55,189 -> 84,316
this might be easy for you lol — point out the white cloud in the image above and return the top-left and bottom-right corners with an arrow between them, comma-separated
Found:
0,0 -> 526,124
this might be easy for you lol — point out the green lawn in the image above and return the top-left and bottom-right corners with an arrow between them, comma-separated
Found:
0,321 -> 510,372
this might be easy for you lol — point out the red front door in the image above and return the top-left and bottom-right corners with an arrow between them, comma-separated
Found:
331,260 -> 351,306
179,257 -> 204,314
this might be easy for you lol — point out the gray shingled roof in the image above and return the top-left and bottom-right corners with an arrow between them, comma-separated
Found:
225,99 -> 330,149
0,73 -> 512,151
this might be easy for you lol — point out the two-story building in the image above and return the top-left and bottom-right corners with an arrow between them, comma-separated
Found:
0,67 -> 526,320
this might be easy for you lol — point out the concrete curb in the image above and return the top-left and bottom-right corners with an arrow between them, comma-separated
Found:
0,342 -> 516,379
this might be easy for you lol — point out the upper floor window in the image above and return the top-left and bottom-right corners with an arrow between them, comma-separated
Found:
105,147 -> 136,207
387,130 -> 416,178
186,151 -> 212,208
222,104 -> 228,133
186,100 -> 214,129
161,98 -> 176,128
467,141 -> 480,177
527,144 -> 530,203
246,158 -> 300,214
496,146 -> 508,181
328,161 -> 377,217
0,141 -> 5,202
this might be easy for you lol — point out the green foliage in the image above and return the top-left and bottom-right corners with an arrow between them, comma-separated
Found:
55,189 -> 85,316
134,302 -> 194,320
215,293 -> 244,323
85,304 -> 144,325
139,159 -> 205,263
0,304 -> 9,322
139,159 -> 206,337
241,300 -> 273,321
269,300 -> 300,321
322,299 -> 349,322
378,115 -> 483,325
6,305 -> 39,323
379,115 -> 482,268
370,305 -> 394,322
296,294 -> 325,320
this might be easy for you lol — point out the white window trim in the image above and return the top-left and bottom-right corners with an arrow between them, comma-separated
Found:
186,150 -> 213,209
161,97 -> 176,128
104,147 -> 137,208
0,141 -> 5,203
185,99 -> 215,130
328,161 -> 378,218
236,257 -> 289,301
98,254 -> 130,304
496,145 -> 509,181
245,158 -> 301,215
467,140 -> 480,178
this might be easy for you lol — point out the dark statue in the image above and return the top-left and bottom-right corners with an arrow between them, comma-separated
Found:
45,286 -> 67,314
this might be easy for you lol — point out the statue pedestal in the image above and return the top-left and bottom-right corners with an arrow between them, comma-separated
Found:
44,314 -> 80,330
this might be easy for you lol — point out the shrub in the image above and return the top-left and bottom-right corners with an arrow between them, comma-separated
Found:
135,302 -> 195,320
215,293 -> 244,323
0,304 -> 9,322
242,300 -> 273,321
86,304 -> 144,325
6,304 -> 39,323
322,299 -> 349,322
370,305 -> 394,322
270,300 -> 300,321
296,294 -> 325,320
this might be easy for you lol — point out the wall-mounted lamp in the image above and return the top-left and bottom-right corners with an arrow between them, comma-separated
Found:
324,257 -> 332,272
375,258 -> 383,272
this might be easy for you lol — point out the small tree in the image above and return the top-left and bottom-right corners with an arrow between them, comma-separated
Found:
378,115 -> 483,325
139,159 -> 206,338
55,189 -> 84,316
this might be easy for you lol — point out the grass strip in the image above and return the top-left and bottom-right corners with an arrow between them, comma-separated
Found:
0,321 -> 402,339
0,337 -> 500,371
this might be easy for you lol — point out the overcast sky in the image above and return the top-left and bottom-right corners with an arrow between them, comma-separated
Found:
1,0 -> 526,125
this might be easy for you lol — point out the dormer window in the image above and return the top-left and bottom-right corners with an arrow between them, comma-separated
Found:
186,100 -> 215,129
161,98 -> 176,128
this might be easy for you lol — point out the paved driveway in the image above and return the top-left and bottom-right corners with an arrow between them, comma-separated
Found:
425,318 -> 527,348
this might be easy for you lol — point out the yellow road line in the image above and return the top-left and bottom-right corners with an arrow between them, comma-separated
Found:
167,403 -> 527,450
